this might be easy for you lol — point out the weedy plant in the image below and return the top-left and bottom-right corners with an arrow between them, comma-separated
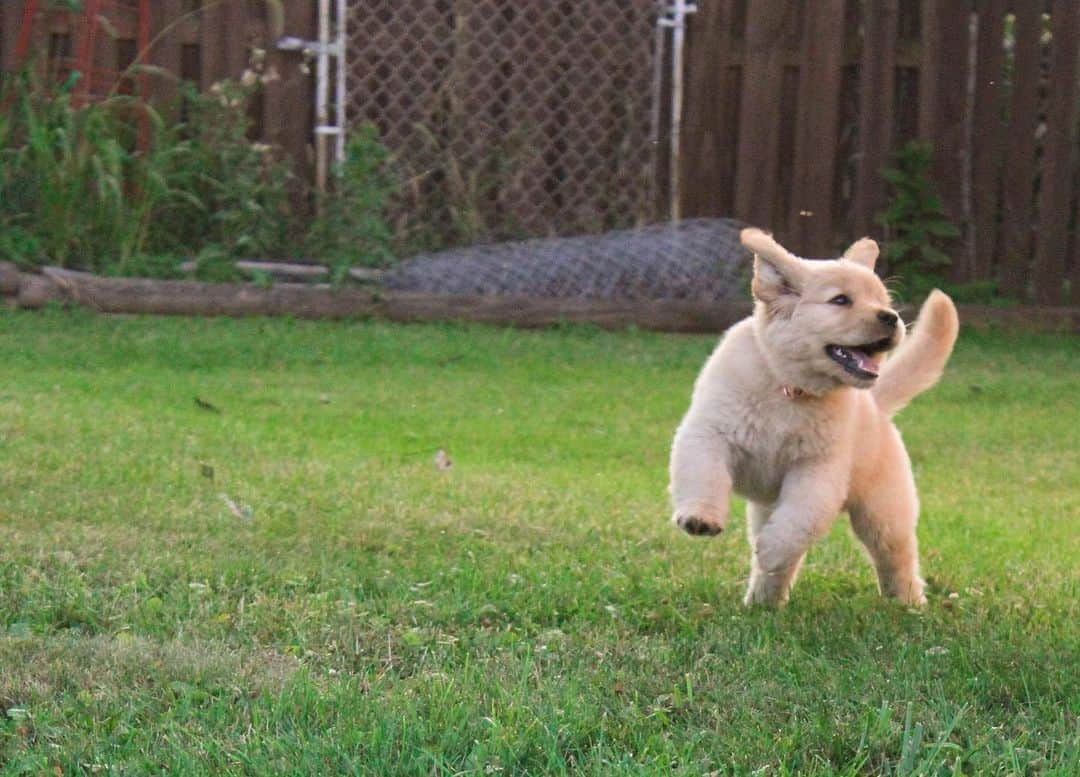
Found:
0,69 -> 299,277
0,61 -> 400,280
164,79 -> 297,280
391,119 -> 542,255
874,140 -> 962,301
306,123 -> 397,282
0,72 -> 158,272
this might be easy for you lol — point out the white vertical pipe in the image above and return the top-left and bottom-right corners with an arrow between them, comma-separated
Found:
315,0 -> 331,192
669,0 -> 696,222
335,0 -> 347,165
657,1 -> 696,222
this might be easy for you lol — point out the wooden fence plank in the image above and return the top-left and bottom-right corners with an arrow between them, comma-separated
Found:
970,0 -> 1007,282
997,1 -> 1042,299
93,1 -> 118,98
0,3 -> 24,73
194,1 -> 252,89
149,0 -> 184,118
919,0 -> 972,281
853,0 -> 898,240
733,0 -> 790,229
1032,0 -> 1079,306
199,1 -> 223,89
224,0 -> 250,77
264,3 -> 315,186
774,63 -> 799,233
681,0 -> 736,218
788,0 -> 845,255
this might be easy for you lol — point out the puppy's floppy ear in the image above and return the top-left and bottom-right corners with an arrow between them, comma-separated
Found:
741,228 -> 807,306
842,237 -> 879,270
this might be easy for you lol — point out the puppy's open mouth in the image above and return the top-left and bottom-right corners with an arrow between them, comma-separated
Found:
825,338 -> 894,380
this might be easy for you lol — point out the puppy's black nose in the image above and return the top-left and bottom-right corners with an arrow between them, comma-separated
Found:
877,310 -> 899,328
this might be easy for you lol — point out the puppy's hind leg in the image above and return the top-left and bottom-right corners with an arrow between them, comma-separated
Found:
848,442 -> 926,605
669,417 -> 732,537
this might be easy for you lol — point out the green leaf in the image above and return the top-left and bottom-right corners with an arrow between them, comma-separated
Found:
926,220 -> 960,238
885,240 -> 912,259
922,246 -> 953,266
922,194 -> 945,212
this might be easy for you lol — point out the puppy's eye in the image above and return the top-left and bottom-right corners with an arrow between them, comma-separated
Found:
829,294 -> 852,306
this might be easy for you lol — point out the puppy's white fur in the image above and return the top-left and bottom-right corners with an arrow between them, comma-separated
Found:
669,228 -> 959,607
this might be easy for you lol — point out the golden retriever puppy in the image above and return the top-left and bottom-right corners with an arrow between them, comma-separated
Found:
669,228 -> 959,607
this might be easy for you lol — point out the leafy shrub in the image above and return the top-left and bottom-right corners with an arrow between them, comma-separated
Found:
0,70 -> 304,277
0,67 -> 400,279
874,140 -> 961,300
151,80 -> 300,279
305,123 -> 397,281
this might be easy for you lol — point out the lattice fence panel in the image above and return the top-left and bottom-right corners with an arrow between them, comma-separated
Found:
345,0 -> 660,246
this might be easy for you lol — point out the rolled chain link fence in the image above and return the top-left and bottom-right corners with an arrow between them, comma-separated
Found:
383,218 -> 753,301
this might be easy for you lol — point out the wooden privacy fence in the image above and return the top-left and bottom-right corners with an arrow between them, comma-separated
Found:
680,0 -> 1080,305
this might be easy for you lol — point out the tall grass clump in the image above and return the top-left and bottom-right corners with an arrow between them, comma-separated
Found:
0,70 -> 298,277
0,72 -> 147,271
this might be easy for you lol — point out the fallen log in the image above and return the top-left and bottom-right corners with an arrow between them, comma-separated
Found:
16,273 -> 63,309
41,267 -> 378,320
176,259 -> 329,281
0,262 -> 20,295
11,268 -> 1078,334
347,267 -> 386,284
175,259 -> 386,285
176,259 -> 328,280
31,267 -> 750,331
235,260 -> 329,280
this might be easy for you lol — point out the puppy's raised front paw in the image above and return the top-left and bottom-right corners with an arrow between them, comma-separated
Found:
672,512 -> 725,537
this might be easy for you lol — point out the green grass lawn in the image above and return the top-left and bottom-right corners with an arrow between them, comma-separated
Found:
0,310 -> 1076,775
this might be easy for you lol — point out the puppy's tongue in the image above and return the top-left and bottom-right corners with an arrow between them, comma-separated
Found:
846,347 -> 879,376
